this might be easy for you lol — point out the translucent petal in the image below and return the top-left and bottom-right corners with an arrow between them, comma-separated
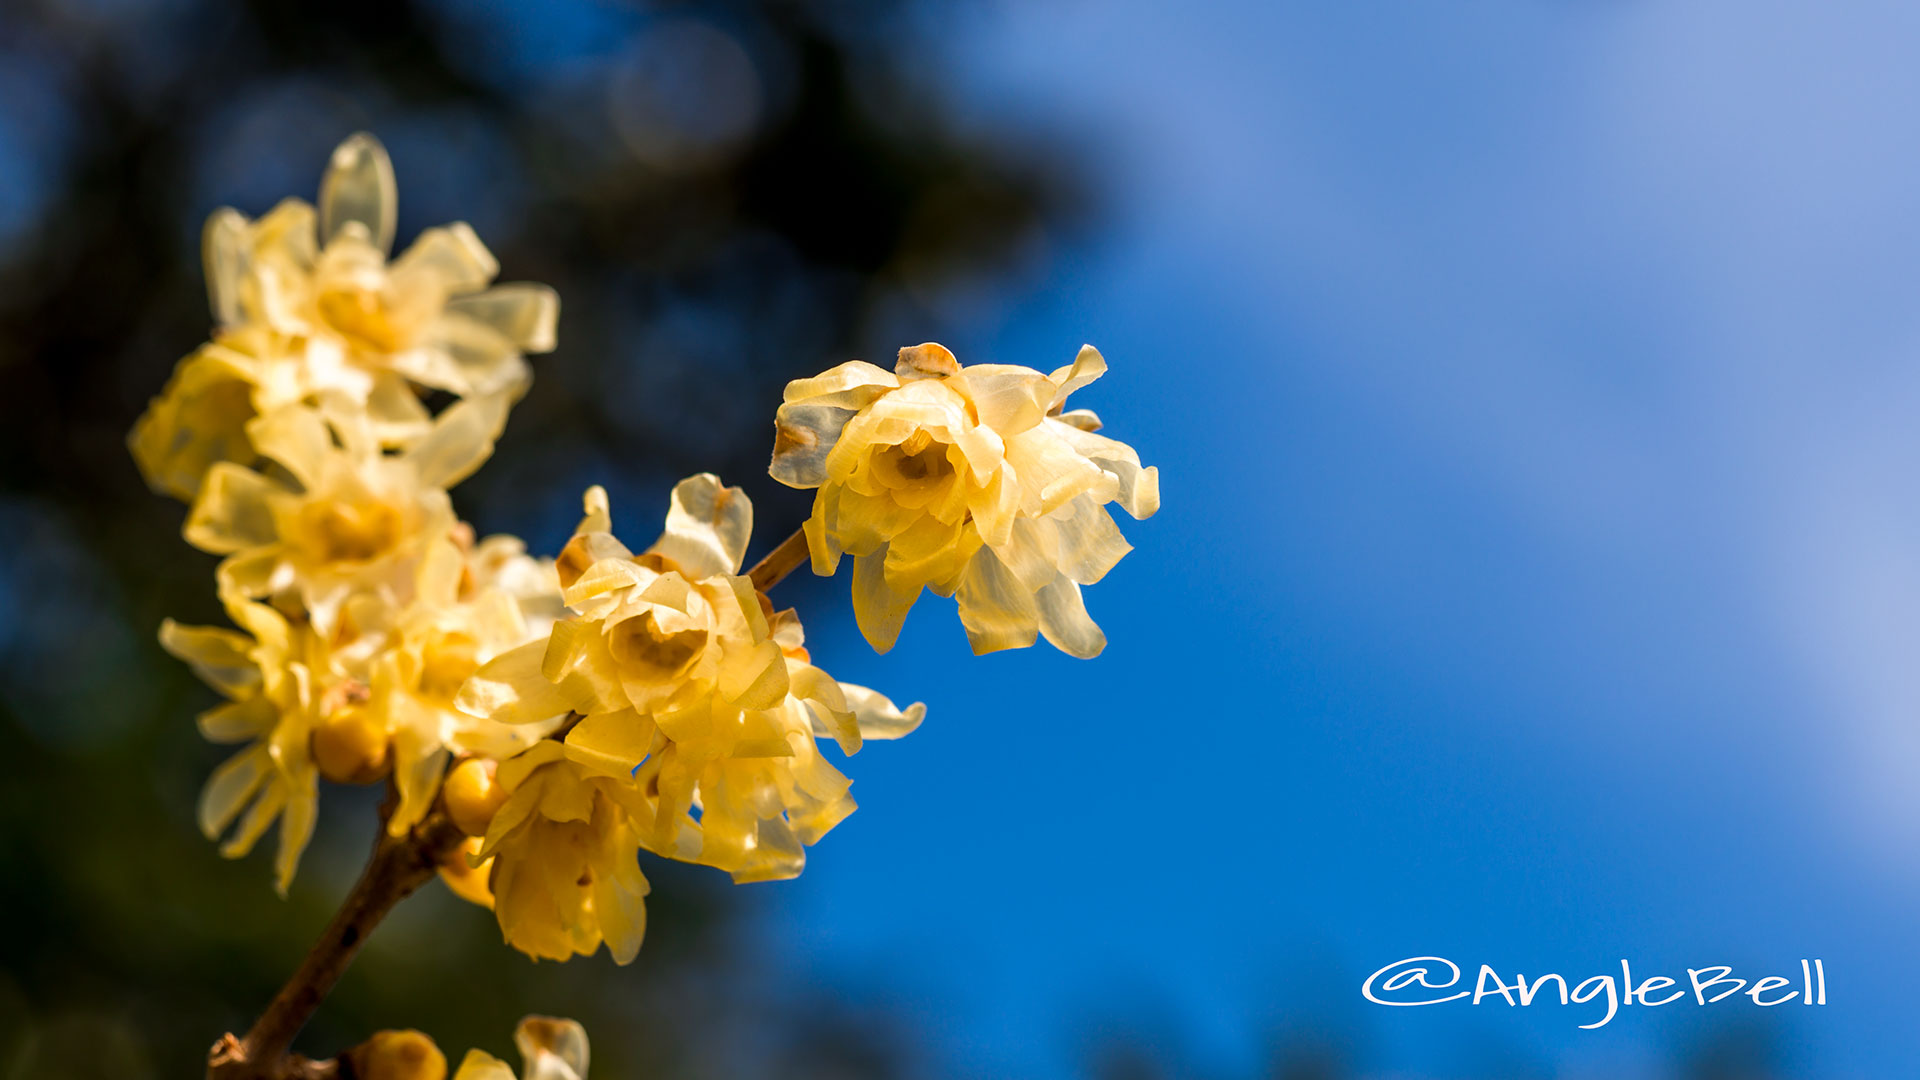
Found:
391,223 -> 498,295
648,473 -> 752,579
564,709 -> 655,775
158,620 -> 260,698
770,403 -> 857,489
197,696 -> 280,744
202,208 -> 251,327
459,641 -> 578,726
851,548 -> 919,654
407,392 -> 508,490
413,312 -> 532,398
1050,495 -> 1133,585
318,133 -> 397,254
1047,344 -> 1108,410
954,546 -> 1039,655
272,768 -> 318,895
446,283 -> 560,352
895,342 -> 960,379
184,464 -> 283,554
1035,574 -> 1106,659
781,360 -> 899,406
199,743 -> 271,839
245,405 -> 333,490
1053,422 -> 1160,519
591,868 -> 647,967
452,1049 -> 518,1080
515,1017 -> 592,1080
950,366 -> 1054,434
837,683 -> 925,741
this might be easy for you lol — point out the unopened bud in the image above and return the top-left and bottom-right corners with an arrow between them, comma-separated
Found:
311,705 -> 389,784
438,837 -> 494,909
443,757 -> 507,836
349,1029 -> 447,1080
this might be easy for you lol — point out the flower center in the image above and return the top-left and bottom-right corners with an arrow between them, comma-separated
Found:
418,630 -> 481,700
303,498 -> 403,564
607,611 -> 708,680
318,285 -> 410,353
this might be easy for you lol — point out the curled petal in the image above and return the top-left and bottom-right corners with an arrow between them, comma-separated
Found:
896,342 -> 960,379
246,405 -> 333,490
649,473 -> 753,579
1035,574 -> 1106,659
515,1016 -> 591,1080
453,1051 -> 518,1080
781,360 -> 899,407
770,403 -> 856,489
837,683 -> 925,741
318,133 -> 398,254
447,283 -> 560,353
1047,343 -> 1108,410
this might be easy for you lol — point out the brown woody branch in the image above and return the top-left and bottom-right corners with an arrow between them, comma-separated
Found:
206,810 -> 466,1080
747,526 -> 812,592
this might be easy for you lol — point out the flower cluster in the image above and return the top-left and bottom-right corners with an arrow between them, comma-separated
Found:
772,342 -> 1159,656
455,479 -> 922,962
141,135 -> 1157,975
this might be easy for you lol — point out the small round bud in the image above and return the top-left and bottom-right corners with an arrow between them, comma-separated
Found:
443,757 -> 507,836
349,1029 -> 447,1080
437,837 -> 494,909
311,705 -> 389,785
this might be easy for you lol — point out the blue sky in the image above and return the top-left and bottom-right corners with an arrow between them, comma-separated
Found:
752,3 -> 1920,1077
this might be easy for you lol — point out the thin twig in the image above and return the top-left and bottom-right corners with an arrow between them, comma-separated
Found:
207,812 -> 466,1080
747,526 -> 812,592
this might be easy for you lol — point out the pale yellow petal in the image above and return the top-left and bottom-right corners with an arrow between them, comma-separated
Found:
1046,343 -> 1108,410
837,682 -> 925,741
203,208 -> 249,326
446,283 -> 560,352
197,696 -> 280,744
1034,574 -> 1106,659
648,473 -> 752,579
851,548 -> 919,654
158,619 -> 260,698
953,546 -> 1039,654
272,768 -> 318,895
407,392 -> 508,490
199,743 -> 271,839
780,360 -> 899,406
452,1050 -> 517,1080
245,405 -> 333,490
319,133 -> 398,254
458,640 -> 577,726
515,1016 -> 591,1080
184,463 -> 283,554
391,222 -> 498,295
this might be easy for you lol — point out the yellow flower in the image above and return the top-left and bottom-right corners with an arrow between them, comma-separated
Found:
183,397 -> 505,632
770,342 -> 1159,657
349,534 -> 565,837
128,328 -> 302,501
457,478 -> 923,889
160,593 -> 335,894
476,742 -> 651,964
203,133 -> 559,440
453,1017 -> 589,1080
130,134 -> 557,503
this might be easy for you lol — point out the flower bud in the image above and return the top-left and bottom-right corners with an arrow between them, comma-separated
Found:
350,1029 -> 447,1080
443,757 -> 507,836
311,704 -> 390,784
438,836 -> 494,909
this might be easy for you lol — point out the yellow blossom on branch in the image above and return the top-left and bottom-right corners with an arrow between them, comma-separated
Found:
770,342 -> 1159,657
456,477 -> 922,960
183,397 -> 505,633
130,132 -> 557,502
159,593 -> 331,894
453,1016 -> 589,1080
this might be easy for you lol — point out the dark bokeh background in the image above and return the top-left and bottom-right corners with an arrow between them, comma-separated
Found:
0,1 -> 1084,1076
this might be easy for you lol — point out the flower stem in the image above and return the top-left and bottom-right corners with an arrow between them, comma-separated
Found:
748,526 -> 812,592
207,812 -> 466,1080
